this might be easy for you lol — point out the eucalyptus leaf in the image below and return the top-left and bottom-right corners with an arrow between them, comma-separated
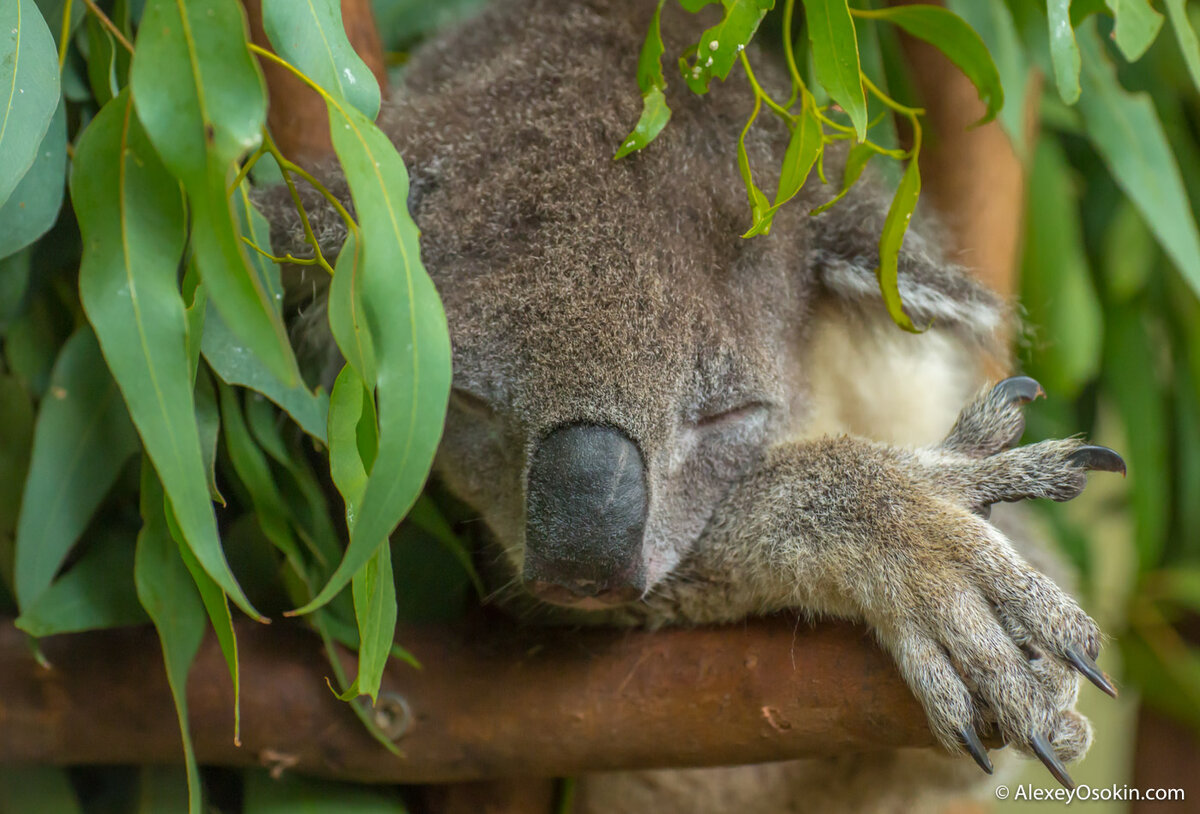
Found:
0,0 -> 60,208
615,0 -> 670,159
1078,23 -> 1200,301
0,766 -> 83,814
802,0 -> 866,139
293,88 -> 451,615
1164,0 -> 1200,92
0,373 -> 34,591
811,141 -> 875,215
72,90 -> 261,619
14,328 -> 138,610
744,99 -> 822,237
874,155 -> 921,332
0,97 -> 66,261
135,462 -> 207,814
130,0 -> 299,387
1105,0 -> 1164,62
681,0 -> 774,95
137,767 -> 191,814
16,528 -> 146,636
862,5 -> 1003,126
1047,0 -> 1082,103
340,535 -> 396,703
262,0 -> 381,119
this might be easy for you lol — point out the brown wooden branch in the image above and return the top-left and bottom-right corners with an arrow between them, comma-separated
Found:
0,616 -> 934,782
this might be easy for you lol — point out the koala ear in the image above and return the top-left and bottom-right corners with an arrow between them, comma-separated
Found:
807,187 -> 1009,341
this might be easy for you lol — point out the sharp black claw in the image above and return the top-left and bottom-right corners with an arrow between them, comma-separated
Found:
996,376 -> 1045,405
1030,733 -> 1075,789
959,727 -> 994,775
1065,644 -> 1118,698
1067,445 -> 1127,477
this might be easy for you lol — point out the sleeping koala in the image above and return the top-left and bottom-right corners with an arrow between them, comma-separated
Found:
264,0 -> 1124,809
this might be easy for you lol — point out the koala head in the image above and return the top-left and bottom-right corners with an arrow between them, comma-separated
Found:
272,0 -> 1004,611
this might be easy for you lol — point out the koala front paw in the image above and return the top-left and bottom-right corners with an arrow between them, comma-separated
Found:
880,378 -> 1123,788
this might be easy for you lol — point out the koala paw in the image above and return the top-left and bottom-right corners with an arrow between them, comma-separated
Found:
880,378 -> 1122,788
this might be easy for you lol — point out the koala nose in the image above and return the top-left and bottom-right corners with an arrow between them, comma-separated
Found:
523,423 -> 647,605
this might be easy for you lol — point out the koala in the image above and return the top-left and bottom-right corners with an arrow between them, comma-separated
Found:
262,0 -> 1125,810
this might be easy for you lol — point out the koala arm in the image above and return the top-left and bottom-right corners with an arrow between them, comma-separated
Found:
652,378 -> 1123,784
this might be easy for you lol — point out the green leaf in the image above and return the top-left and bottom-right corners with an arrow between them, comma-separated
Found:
0,766 -> 82,814
1164,0 -> 1200,92
14,328 -> 139,610
861,5 -> 1003,126
340,535 -> 396,703
615,0 -> 671,159
16,528 -> 146,636
802,0 -> 867,140
744,99 -> 822,237
85,11 -> 119,105
811,141 -> 875,215
130,0 -> 299,387
1105,0 -> 1164,62
72,90 -> 261,620
292,86 -> 452,614
35,0 -> 84,56
135,461 -> 207,814
165,500 -> 242,747
874,155 -> 921,332
681,0 -> 774,95
1048,0 -> 1082,103
947,0 -> 1029,155
217,380 -> 307,574
261,0 -> 381,119
1019,138 -> 1103,396
0,96 -> 66,261
242,769 -> 408,813
1103,306 -> 1168,571
0,373 -> 34,592
0,0 -> 60,208
1078,23 -> 1200,301
328,364 -> 370,525
328,231 -> 377,386
203,307 -> 330,443
195,367 -> 225,504
405,495 -> 483,598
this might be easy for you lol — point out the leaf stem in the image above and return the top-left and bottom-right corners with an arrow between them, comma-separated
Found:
261,130 -> 337,277
57,0 -> 74,68
740,51 -> 795,123
781,0 -> 807,109
81,0 -> 134,55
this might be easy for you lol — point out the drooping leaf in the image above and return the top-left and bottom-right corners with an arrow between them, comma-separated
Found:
0,0 -> 60,208
130,0 -> 299,387
744,99 -> 822,237
1164,0 -> 1200,92
194,367 -> 225,504
802,0 -> 867,139
1019,138 -> 1103,397
85,11 -> 119,105
328,231 -> 376,386
874,154 -> 921,332
1105,0 -> 1164,62
681,0 -> 774,95
340,535 -> 397,703
164,500 -> 242,747
861,5 -> 1003,126
14,328 -> 138,611
1047,0 -> 1082,103
293,86 -> 452,614
261,0 -> 381,119
135,461 -> 207,814
735,97 -> 770,229
1078,23 -> 1200,301
615,0 -> 671,159
16,528 -> 146,636
72,90 -> 261,619
947,0 -> 1029,155
0,97 -> 66,261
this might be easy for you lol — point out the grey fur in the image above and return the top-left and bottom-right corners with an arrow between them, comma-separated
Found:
259,0 -> 1114,808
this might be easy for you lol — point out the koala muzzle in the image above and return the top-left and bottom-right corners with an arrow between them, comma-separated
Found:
523,423 -> 647,606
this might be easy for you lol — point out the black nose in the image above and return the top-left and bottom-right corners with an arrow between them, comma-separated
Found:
524,423 -> 647,601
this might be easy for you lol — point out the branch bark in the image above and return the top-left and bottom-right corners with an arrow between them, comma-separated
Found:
0,616 -> 933,782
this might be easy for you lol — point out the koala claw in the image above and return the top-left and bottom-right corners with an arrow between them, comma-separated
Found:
995,375 -> 1045,405
1064,643 -> 1118,698
1031,732 -> 1075,790
958,727 -> 993,775
1067,445 -> 1127,477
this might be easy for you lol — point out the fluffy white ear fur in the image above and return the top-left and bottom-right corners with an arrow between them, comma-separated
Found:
800,301 -> 986,447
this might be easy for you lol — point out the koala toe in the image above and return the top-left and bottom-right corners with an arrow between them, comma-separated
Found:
960,438 -> 1125,510
942,376 -> 1043,457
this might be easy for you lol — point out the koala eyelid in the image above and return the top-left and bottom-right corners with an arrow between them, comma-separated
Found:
693,401 -> 768,429
449,387 -> 497,418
